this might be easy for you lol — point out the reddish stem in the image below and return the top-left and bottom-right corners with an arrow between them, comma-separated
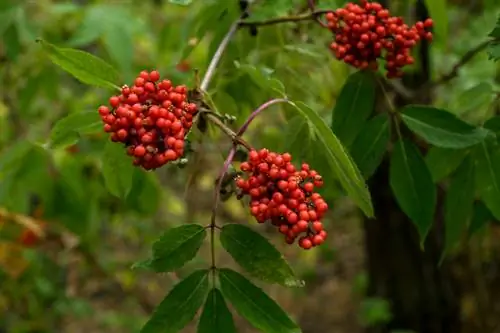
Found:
236,98 -> 292,137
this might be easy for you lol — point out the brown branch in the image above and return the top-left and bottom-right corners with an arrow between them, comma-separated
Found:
239,9 -> 331,27
0,207 -> 45,238
432,39 -> 493,86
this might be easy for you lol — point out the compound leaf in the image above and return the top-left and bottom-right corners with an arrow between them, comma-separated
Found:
141,269 -> 209,333
390,139 -> 436,243
220,224 -> 301,287
401,105 -> 489,148
134,224 -> 207,273
219,268 -> 301,333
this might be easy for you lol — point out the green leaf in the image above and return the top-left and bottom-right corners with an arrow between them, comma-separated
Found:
292,101 -> 373,217
484,116 -> 500,136
468,201 -> 495,236
350,114 -> 390,179
101,140 -> 135,199
487,40 -> 500,62
331,71 -> 376,147
134,224 -> 207,273
401,105 -> 489,148
218,268 -> 301,333
474,141 -> 500,220
140,269 -> 209,333
0,140 -> 34,177
425,147 -> 469,182
283,116 -> 314,162
197,288 -> 236,333
219,224 -> 301,287
442,156 -> 475,258
48,111 -> 102,149
390,139 -> 436,243
126,169 -> 162,216
169,0 -> 193,4
454,83 -> 495,116
37,39 -> 120,90
423,0 -> 447,41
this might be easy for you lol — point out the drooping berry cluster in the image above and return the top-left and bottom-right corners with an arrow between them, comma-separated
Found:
236,149 -> 329,249
97,70 -> 198,170
325,0 -> 433,78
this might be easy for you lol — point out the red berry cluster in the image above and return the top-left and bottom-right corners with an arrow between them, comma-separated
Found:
236,149 -> 329,249
97,70 -> 198,170
325,0 -> 433,78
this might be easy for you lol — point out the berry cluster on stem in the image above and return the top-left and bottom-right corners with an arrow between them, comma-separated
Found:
325,0 -> 433,78
97,70 -> 198,170
235,149 -> 329,249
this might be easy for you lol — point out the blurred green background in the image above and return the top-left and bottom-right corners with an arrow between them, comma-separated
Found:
1,0 -> 500,332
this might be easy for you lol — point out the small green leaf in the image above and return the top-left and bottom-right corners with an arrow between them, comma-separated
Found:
423,0 -> 447,41
283,116 -> 314,162
101,140 -> 134,199
140,269 -> 209,333
454,83 -> 494,116
442,156 -> 475,258
331,71 -> 376,147
37,39 -> 120,89
390,139 -> 436,243
197,288 -> 236,333
134,224 -> 207,273
48,111 -> 102,149
350,114 -> 390,179
293,101 -> 373,217
474,141 -> 500,220
220,224 -> 301,287
401,105 -> 489,148
218,268 -> 301,333
425,147 -> 469,182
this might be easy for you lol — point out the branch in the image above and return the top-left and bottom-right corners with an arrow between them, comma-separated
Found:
431,38 -> 493,87
239,9 -> 331,27
0,206 -> 45,237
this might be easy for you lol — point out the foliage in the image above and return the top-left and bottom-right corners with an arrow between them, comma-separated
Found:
2,0 -> 500,332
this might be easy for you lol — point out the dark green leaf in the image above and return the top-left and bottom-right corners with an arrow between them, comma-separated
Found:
102,22 -> 134,79
220,224 -> 301,287
140,269 -> 209,333
133,224 -> 207,273
48,111 -> 102,149
218,268 -> 301,333
484,116 -> 500,136
442,156 -> 475,257
331,71 -> 376,147
197,288 -> 236,333
101,140 -> 134,199
425,147 -> 469,182
37,39 -> 120,89
350,114 -> 390,179
390,139 -> 436,243
293,101 -> 373,217
401,105 -> 489,148
468,201 -> 495,236
423,0 -> 447,40
474,141 -> 500,220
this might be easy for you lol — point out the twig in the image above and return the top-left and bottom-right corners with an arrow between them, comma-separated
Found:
200,20 -> 240,91
236,98 -> 292,136
239,9 -> 331,27
430,39 -> 494,87
0,207 -> 45,237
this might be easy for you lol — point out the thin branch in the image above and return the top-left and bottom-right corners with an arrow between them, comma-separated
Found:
239,9 -> 331,27
431,39 -> 493,87
0,207 -> 45,237
200,20 -> 240,91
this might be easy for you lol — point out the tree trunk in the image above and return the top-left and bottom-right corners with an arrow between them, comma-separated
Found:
364,158 -> 461,333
